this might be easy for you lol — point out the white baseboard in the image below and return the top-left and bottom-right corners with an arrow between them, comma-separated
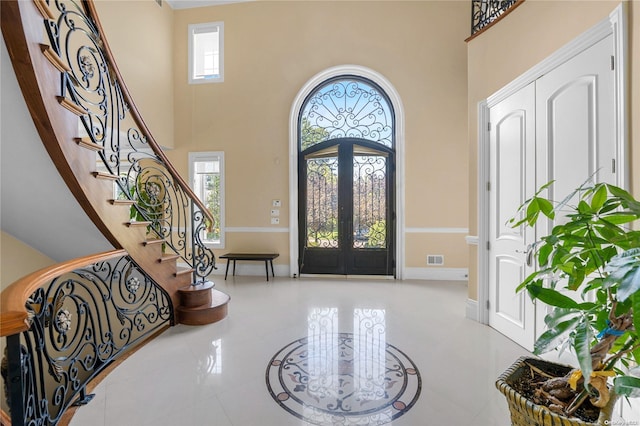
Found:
179,263 -> 468,282
403,267 -> 469,281
466,298 -> 479,322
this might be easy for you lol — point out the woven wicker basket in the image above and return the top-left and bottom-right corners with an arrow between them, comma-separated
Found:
496,356 -> 615,426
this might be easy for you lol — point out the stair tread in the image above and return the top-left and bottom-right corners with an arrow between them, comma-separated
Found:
109,199 -> 135,205
75,137 -> 102,152
92,171 -> 118,180
159,254 -> 180,263
143,239 -> 165,246
126,221 -> 151,227
175,268 -> 195,277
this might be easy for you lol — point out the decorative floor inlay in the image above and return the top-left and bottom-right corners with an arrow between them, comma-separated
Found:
266,332 -> 421,425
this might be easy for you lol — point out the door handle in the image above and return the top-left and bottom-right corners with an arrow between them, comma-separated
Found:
526,245 -> 534,267
516,244 -> 534,267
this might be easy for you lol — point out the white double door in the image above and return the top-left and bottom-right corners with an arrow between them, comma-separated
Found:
488,34 -> 617,350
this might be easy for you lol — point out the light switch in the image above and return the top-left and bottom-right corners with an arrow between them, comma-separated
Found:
272,199 -> 281,207
271,217 -> 280,224
271,209 -> 280,216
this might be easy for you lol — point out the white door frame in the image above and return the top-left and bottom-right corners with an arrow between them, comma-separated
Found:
289,65 -> 405,279
477,4 -> 628,325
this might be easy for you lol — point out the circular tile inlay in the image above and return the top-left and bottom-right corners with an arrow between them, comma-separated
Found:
266,333 -> 421,425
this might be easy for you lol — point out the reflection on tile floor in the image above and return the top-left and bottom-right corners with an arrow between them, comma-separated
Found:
68,277 -> 534,426
266,329 -> 421,425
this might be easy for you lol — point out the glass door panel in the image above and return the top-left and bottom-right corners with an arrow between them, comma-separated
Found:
305,155 -> 339,249
353,148 -> 387,250
299,140 -> 393,276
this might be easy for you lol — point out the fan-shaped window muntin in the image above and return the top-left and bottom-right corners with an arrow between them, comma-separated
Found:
299,77 -> 394,151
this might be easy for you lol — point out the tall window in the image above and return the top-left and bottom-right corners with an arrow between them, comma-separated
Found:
188,22 -> 224,84
189,152 -> 225,247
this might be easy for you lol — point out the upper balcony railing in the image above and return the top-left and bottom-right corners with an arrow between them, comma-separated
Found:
469,0 -> 523,39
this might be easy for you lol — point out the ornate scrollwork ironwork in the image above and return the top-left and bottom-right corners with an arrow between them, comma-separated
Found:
2,254 -> 173,425
471,0 -> 519,35
305,157 -> 339,248
300,77 -> 394,150
41,0 -> 216,281
192,207 -> 217,278
353,155 -> 387,249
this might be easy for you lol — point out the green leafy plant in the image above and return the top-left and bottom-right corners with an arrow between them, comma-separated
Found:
511,179 -> 640,417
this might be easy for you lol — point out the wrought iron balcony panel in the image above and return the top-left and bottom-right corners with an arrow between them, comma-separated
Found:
471,0 -> 519,36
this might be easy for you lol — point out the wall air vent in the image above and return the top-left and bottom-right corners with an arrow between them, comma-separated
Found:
427,255 -> 444,266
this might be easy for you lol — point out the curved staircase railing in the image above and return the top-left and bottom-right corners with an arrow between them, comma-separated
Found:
0,250 -> 174,426
62,0 -> 217,281
1,0 -> 221,309
57,0 -> 216,280
1,0 -> 233,422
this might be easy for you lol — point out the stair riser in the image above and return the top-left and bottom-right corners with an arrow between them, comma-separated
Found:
177,304 -> 228,326
179,290 -> 212,308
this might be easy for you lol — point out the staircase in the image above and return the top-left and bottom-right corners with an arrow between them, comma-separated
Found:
1,0 -> 229,325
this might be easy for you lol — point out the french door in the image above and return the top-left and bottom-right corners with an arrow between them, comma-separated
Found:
299,138 -> 394,275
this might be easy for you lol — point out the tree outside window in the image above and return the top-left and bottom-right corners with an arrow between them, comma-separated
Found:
189,152 -> 224,248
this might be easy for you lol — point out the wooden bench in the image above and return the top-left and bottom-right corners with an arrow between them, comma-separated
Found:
219,253 -> 279,281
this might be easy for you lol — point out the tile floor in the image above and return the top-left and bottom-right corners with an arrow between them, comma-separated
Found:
67,276 -> 637,426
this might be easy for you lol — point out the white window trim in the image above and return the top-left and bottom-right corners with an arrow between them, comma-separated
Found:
189,151 -> 225,249
188,21 -> 224,84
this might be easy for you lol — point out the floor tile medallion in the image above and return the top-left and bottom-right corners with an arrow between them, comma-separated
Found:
266,332 -> 421,425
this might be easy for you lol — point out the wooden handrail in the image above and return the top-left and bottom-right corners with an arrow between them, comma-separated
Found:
82,0 -> 214,227
0,249 -> 126,337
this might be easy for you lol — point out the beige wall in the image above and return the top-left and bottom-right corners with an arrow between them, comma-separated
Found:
168,1 -> 471,272
0,236 -> 56,413
466,0 -> 639,300
94,0 -> 175,148
1,231 -> 55,292
0,231 -> 55,412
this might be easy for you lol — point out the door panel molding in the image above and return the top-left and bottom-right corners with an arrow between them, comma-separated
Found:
488,82 -> 536,350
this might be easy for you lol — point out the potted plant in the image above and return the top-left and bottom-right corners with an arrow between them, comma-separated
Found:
496,179 -> 640,425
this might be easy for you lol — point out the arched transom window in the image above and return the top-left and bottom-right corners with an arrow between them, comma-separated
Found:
299,76 -> 394,150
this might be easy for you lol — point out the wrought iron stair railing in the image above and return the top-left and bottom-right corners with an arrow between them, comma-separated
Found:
58,0 -> 217,281
2,0 -> 216,297
0,250 -> 174,426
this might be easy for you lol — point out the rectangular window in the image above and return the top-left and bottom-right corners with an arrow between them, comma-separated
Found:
188,22 -> 224,84
189,152 -> 225,248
